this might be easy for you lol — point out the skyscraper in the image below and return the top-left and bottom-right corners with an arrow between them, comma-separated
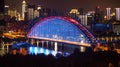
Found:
78,15 -> 87,26
27,5 -> 35,20
22,0 -> 26,20
106,8 -> 111,20
115,8 -> 120,21
94,6 -> 103,23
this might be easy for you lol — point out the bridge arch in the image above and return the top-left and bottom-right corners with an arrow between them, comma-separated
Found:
27,16 -> 97,46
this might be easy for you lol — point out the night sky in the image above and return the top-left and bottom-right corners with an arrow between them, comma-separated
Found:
5,0 -> 120,13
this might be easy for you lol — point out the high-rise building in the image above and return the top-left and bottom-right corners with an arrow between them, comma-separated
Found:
68,9 -> 81,22
25,5 -> 42,20
27,5 -> 35,20
4,5 -> 10,21
78,15 -> 88,26
69,9 -> 79,15
87,11 -> 95,26
94,6 -> 103,23
8,10 -> 17,18
106,8 -> 111,20
34,10 -> 39,18
4,5 -> 9,15
39,8 -> 58,18
94,6 -> 101,23
115,8 -> 120,21
22,0 -> 26,20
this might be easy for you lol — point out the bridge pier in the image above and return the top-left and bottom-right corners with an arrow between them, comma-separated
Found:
80,46 -> 86,52
42,41 -> 44,48
51,41 -> 53,50
54,42 -> 58,51
46,41 -> 48,48
28,38 -> 90,53
31,39 -> 34,45
36,40 -> 39,47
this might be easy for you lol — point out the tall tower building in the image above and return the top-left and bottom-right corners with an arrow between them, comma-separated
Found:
94,6 -> 102,23
78,15 -> 87,26
106,8 -> 111,20
115,8 -> 120,21
4,5 -> 9,15
22,0 -> 26,20
27,5 -> 35,20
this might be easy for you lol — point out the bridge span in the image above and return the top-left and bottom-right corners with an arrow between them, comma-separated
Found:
27,16 -> 97,53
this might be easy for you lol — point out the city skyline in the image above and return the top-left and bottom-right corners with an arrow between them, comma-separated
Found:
5,0 -> 120,13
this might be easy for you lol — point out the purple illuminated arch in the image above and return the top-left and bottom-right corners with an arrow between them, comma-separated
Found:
27,16 -> 97,44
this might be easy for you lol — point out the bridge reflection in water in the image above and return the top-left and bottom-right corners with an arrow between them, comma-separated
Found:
28,38 -> 88,54
28,47 -> 70,56
0,39 -> 88,56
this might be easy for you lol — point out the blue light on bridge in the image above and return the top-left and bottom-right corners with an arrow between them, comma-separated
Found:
28,47 -> 63,56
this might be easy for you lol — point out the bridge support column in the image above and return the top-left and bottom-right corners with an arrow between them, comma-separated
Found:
54,42 -> 58,51
42,41 -> 44,48
46,41 -> 48,48
31,39 -> 34,45
51,42 -> 53,49
36,40 -> 39,47
80,46 -> 86,52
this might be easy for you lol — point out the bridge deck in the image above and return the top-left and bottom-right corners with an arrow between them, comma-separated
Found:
28,36 -> 91,47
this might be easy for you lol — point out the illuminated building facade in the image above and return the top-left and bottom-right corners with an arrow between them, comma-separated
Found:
27,5 -> 35,20
4,5 -> 9,15
34,10 -> 39,18
22,0 -> 26,20
69,9 -> 79,14
8,10 -> 17,18
25,5 -> 41,20
4,5 -> 10,21
106,8 -> 111,20
115,8 -> 120,20
69,9 -> 81,23
78,15 -> 88,26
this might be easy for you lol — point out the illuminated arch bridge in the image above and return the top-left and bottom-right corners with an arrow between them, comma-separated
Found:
27,16 -> 97,47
